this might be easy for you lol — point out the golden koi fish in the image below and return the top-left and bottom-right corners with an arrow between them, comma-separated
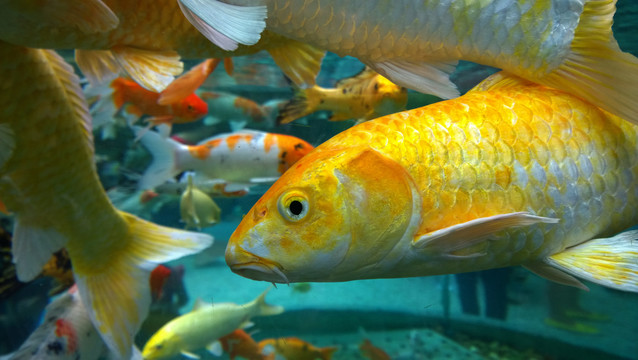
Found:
226,72 -> 638,293
0,0 -> 323,91
181,0 -> 638,124
0,41 -> 212,359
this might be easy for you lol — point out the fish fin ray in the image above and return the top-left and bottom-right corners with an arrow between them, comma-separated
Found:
0,124 -> 15,171
12,218 -> 67,282
178,0 -> 266,50
268,40 -> 325,87
546,230 -> 638,292
75,49 -> 120,86
413,212 -> 559,255
111,46 -> 183,93
158,58 -> 216,105
276,86 -> 312,125
369,59 -> 459,99
134,127 -> 181,190
76,211 -> 212,359
523,261 -> 589,291
539,0 -> 638,124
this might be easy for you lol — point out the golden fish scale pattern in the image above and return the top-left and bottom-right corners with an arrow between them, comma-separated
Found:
266,0 -> 574,72
0,42 -> 127,270
326,84 -> 638,266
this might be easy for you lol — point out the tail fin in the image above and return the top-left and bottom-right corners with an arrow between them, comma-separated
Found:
277,86 -> 318,125
320,346 -> 339,360
74,211 -> 213,359
251,287 -> 284,317
547,230 -> 638,292
134,127 -> 182,190
540,0 -> 638,125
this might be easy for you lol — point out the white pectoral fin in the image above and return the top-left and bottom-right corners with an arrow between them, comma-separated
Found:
413,212 -> 559,256
180,350 -> 201,359
12,219 -> 68,281
178,0 -> 266,51
523,261 -> 589,291
545,230 -> 638,293
206,341 -> 223,356
369,59 -> 460,99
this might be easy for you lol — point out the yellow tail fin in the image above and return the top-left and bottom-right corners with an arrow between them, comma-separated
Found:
541,0 -> 638,124
74,211 -> 212,359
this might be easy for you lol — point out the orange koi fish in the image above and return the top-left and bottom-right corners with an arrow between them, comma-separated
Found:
220,329 -> 273,360
0,0 -> 324,91
225,72 -> 638,293
136,129 -> 313,192
0,41 -> 212,359
110,77 -> 208,126
258,337 -> 338,360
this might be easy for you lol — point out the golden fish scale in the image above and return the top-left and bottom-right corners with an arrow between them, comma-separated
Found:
0,42 -> 127,273
322,83 -> 638,266
0,0 -> 285,59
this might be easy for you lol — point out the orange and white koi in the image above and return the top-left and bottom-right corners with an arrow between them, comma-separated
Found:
225,72 -> 638,293
184,0 -> 638,125
0,41 -> 212,359
258,337 -> 338,360
200,91 -> 273,131
136,129 -> 314,192
277,67 -> 407,125
0,0 -> 324,91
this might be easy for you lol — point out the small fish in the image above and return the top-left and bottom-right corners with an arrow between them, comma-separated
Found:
142,288 -> 284,360
225,72 -> 638,293
219,329 -> 273,360
0,0 -> 324,91
0,41 -> 212,359
258,337 -> 338,360
135,129 -> 314,192
183,0 -> 638,125
291,282 -> 312,294
200,91 -> 273,131
110,77 -> 208,126
359,339 -> 391,360
150,265 -> 172,302
180,174 -> 222,229
277,67 -> 407,125
139,189 -> 160,205
6,286 -> 142,360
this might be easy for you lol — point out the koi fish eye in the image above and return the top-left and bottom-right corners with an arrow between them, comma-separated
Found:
277,191 -> 309,222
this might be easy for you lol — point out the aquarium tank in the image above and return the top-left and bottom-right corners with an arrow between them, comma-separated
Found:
1,1 -> 638,360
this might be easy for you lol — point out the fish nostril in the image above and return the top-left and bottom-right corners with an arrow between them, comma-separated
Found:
254,207 -> 267,221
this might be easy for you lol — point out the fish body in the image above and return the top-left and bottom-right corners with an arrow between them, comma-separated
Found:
225,72 -> 638,292
200,91 -> 273,131
110,77 -> 208,124
137,129 -> 314,191
0,41 -> 212,358
186,0 -> 638,124
180,174 -> 222,229
7,287 -> 109,360
142,289 -> 284,360
277,67 -> 407,124
258,337 -> 338,360
0,0 -> 324,91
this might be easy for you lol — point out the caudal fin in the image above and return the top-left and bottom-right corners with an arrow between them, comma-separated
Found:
251,287 -> 285,317
540,0 -> 638,125
547,230 -> 638,292
277,86 -> 317,125
134,127 -> 182,190
74,211 -> 213,359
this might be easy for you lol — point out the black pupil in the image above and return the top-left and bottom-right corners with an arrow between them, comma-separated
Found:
289,200 -> 303,216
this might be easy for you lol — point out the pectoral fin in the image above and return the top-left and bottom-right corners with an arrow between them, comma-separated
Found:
206,341 -> 223,356
180,350 -> 201,359
523,261 -> 589,291
369,59 -> 460,100
413,212 -> 559,257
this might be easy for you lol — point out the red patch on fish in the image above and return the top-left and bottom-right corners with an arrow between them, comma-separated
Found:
55,319 -> 78,354
150,265 -> 172,301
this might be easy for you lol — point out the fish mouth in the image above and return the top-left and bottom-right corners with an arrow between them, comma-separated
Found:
225,247 -> 290,284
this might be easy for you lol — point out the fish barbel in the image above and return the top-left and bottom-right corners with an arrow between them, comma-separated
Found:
226,72 -> 638,292
0,0 -> 323,91
0,41 -> 212,359
182,0 -> 638,124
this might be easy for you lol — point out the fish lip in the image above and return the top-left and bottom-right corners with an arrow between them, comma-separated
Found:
227,248 -> 290,284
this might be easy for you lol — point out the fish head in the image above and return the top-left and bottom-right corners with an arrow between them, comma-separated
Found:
275,135 -> 315,173
177,93 -> 208,121
142,327 -> 182,360
226,145 -> 419,283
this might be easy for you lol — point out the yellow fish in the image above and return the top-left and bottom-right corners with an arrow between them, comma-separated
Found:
180,174 -> 222,229
142,288 -> 284,360
277,67 -> 408,125
182,0 -> 638,125
0,0 -> 323,91
0,41 -> 212,359
225,71 -> 638,292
